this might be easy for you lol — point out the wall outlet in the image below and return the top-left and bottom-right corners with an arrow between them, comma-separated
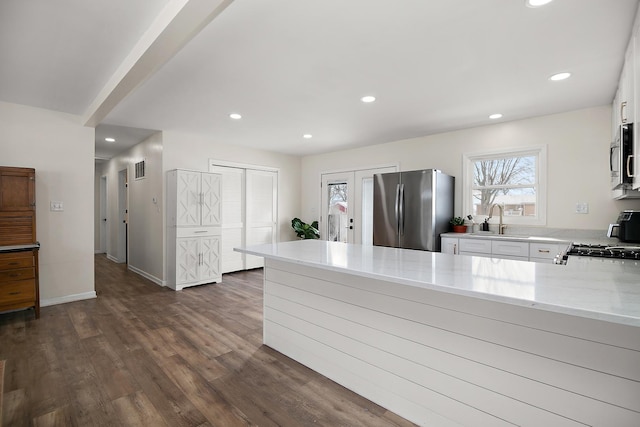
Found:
50,201 -> 64,211
575,202 -> 589,214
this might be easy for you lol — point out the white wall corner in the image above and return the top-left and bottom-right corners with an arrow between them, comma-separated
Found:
128,265 -> 165,287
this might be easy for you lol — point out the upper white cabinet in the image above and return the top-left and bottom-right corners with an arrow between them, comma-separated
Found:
169,169 -> 221,227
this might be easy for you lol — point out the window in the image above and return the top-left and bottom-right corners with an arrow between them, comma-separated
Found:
463,146 -> 546,225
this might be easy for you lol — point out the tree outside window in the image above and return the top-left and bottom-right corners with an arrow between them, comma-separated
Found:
464,146 -> 546,225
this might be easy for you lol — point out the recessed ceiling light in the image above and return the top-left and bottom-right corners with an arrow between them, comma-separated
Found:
105,137 -> 115,142
549,72 -> 571,81
361,95 -> 376,103
303,134 -> 313,139
229,113 -> 242,119
489,113 -> 503,120
526,0 -> 553,7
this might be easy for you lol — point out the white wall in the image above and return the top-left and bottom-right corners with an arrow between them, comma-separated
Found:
0,101 -> 95,305
301,105 -> 640,232
162,130 -> 301,243
96,132 -> 164,284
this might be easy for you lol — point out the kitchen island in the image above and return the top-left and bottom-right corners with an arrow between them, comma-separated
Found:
235,240 -> 640,427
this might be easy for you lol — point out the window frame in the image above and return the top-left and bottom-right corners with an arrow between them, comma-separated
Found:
462,145 -> 547,226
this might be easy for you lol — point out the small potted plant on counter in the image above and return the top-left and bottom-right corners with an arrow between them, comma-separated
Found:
450,216 -> 467,233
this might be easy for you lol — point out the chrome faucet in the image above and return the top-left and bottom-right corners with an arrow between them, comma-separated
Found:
488,204 -> 506,235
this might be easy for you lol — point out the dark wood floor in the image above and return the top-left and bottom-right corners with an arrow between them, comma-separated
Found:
0,255 -> 416,427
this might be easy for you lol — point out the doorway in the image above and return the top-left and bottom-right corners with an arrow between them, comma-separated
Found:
320,166 -> 397,244
99,175 -> 107,254
117,168 -> 128,264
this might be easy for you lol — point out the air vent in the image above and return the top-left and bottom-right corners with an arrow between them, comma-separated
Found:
134,160 -> 146,180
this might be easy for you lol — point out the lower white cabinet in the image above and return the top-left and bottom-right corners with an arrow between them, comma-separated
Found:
441,235 -> 568,263
167,227 -> 221,290
529,242 -> 565,264
441,237 -> 459,254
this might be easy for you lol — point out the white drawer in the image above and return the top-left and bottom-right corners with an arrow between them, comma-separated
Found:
176,227 -> 221,238
459,238 -> 492,254
529,243 -> 565,260
491,240 -> 528,257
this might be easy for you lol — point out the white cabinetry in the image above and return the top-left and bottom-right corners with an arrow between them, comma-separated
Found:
441,235 -> 568,263
459,238 -> 492,258
167,169 -> 222,290
529,242 -> 565,264
491,240 -> 528,260
441,237 -> 459,254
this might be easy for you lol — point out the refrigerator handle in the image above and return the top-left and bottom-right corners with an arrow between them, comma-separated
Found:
399,184 -> 405,236
395,184 -> 401,234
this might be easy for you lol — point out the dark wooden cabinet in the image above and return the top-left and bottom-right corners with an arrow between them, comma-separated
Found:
0,167 -> 35,211
0,248 -> 39,318
0,166 -> 39,318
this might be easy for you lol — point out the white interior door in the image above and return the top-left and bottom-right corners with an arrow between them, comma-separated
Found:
245,169 -> 277,269
99,175 -> 107,253
211,165 -> 245,274
321,172 -> 355,243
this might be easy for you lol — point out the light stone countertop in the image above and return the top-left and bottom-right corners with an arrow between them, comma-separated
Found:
236,239 -> 640,327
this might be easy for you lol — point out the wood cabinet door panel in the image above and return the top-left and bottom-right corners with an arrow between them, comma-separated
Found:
0,211 -> 36,245
0,169 -> 35,211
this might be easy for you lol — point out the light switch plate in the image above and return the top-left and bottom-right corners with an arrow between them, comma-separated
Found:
575,202 -> 588,214
50,201 -> 64,211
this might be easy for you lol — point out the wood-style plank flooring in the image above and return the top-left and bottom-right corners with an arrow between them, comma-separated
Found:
0,255 -> 417,427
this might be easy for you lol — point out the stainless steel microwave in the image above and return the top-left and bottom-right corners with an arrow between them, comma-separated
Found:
610,123 -> 634,189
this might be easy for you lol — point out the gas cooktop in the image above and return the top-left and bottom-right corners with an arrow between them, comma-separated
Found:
566,243 -> 640,259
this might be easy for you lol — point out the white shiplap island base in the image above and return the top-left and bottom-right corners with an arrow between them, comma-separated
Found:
235,240 -> 640,427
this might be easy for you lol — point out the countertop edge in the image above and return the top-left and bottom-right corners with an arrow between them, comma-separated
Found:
236,243 -> 640,328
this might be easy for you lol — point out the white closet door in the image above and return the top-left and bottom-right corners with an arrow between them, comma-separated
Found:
245,169 -> 277,269
176,170 -> 201,226
211,166 -> 245,273
201,172 -> 222,226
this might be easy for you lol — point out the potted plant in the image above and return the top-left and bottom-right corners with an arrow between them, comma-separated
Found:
450,216 -> 467,233
291,218 -> 320,239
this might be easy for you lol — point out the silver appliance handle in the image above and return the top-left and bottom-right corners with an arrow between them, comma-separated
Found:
395,184 -> 401,234
627,154 -> 635,178
399,184 -> 405,236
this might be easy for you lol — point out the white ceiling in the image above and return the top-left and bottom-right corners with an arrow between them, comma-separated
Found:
1,0 -> 638,158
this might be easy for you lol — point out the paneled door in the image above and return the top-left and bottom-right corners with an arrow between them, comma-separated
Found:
210,162 -> 278,273
245,169 -> 277,269
210,165 -> 245,273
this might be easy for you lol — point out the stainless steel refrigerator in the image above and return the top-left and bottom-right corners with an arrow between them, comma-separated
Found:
373,169 -> 454,251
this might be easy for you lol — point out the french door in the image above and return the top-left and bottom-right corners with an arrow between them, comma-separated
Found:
320,166 -> 396,244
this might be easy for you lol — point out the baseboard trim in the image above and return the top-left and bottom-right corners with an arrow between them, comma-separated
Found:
106,254 -> 121,263
128,265 -> 165,287
41,291 -> 97,307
